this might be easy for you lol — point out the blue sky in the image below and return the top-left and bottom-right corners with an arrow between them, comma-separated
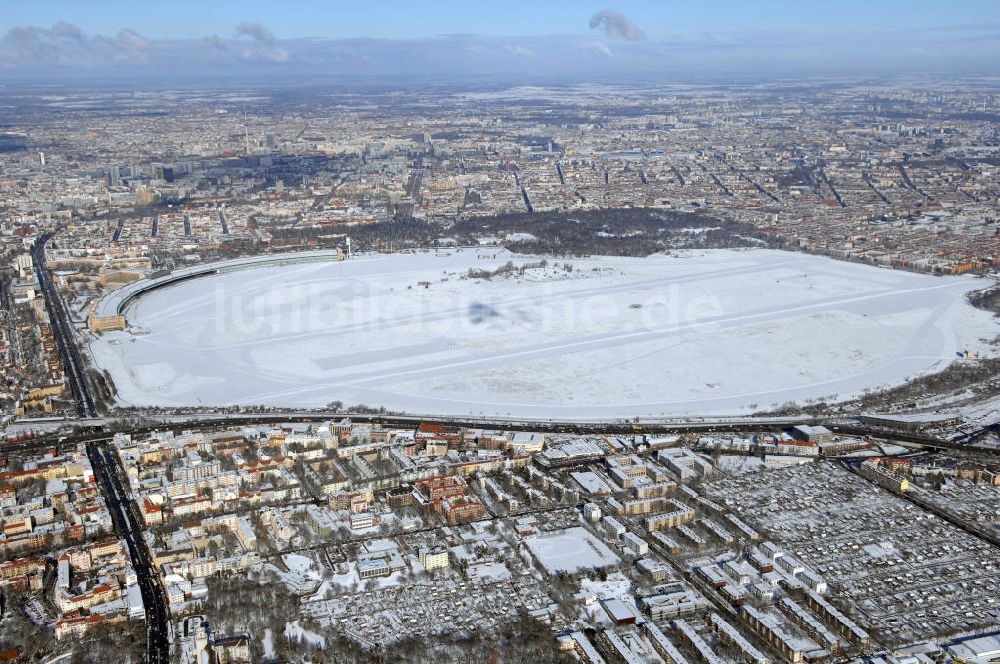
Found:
1,1 -> 998,79
3,0 -> 998,39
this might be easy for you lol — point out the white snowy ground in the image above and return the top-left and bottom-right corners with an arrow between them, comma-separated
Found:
88,248 -> 998,419
523,526 -> 620,574
284,621 -> 326,648
264,553 -> 324,595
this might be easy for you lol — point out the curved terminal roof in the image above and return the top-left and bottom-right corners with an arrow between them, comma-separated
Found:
93,250 -> 344,319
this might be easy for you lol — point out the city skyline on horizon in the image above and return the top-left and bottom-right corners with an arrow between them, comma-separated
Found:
2,1 -> 999,80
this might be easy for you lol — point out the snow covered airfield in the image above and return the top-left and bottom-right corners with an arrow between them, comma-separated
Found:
88,248 -> 997,419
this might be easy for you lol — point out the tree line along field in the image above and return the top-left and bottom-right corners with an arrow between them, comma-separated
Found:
269,207 -> 761,256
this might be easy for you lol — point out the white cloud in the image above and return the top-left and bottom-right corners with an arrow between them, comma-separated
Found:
503,44 -> 536,58
582,40 -> 614,58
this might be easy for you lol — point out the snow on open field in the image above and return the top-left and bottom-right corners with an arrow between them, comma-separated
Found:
262,629 -> 275,660
284,621 -> 326,648
266,553 -> 323,595
88,248 -> 997,419
524,526 -> 620,574
580,572 -> 632,600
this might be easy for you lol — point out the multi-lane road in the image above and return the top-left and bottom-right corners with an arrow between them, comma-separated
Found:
31,235 -> 168,658
6,410 -> 997,460
30,234 -> 97,418
87,440 -> 169,663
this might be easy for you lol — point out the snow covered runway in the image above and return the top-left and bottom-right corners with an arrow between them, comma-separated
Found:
88,248 -> 997,418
